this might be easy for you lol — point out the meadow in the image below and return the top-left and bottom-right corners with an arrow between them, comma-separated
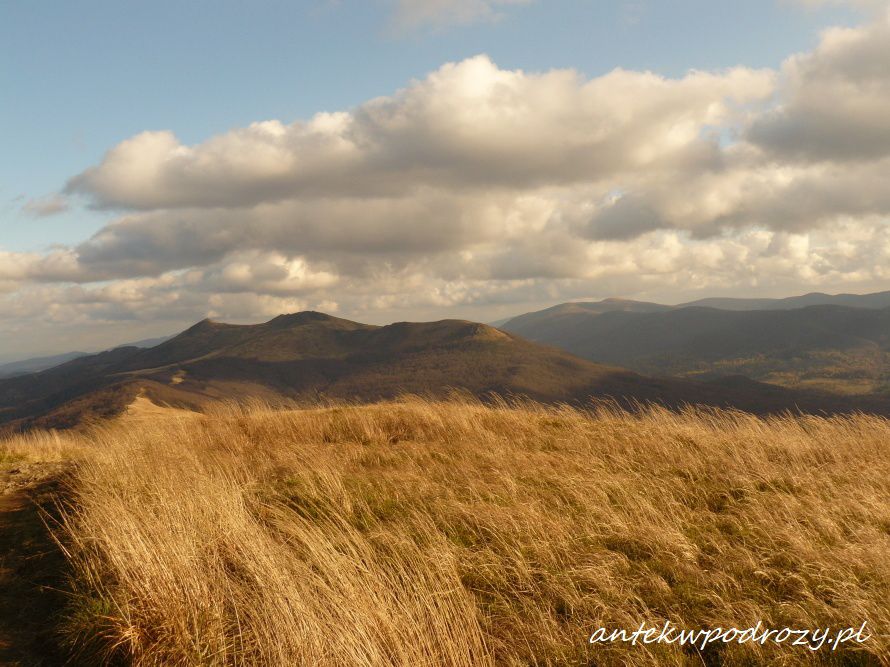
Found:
2,397 -> 889,665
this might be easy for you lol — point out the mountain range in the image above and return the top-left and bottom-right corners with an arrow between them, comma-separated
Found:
0,352 -> 89,380
500,292 -> 890,395
680,290 -> 890,311
0,335 -> 171,379
500,289 -> 890,327
2,311 -> 883,432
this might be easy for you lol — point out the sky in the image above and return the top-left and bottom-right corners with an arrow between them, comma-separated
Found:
2,0 -> 890,362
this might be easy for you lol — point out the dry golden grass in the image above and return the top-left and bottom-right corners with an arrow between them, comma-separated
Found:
30,398 -> 890,665
0,429 -> 86,467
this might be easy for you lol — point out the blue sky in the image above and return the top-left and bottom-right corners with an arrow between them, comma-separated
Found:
2,0 -> 890,361
1,0 -> 858,252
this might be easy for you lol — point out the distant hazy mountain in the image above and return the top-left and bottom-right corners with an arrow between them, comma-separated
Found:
0,352 -> 89,379
681,290 -> 890,311
0,334 -> 171,379
501,301 -> 890,395
501,291 -> 890,340
115,334 -> 172,350
1,311 -> 878,432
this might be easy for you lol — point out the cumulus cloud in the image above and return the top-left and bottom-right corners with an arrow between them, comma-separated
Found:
197,251 -> 340,296
67,56 -> 774,210
0,249 -> 82,283
6,222 -> 890,332
749,12 -> 890,161
7,12 -> 890,352
585,193 -> 666,241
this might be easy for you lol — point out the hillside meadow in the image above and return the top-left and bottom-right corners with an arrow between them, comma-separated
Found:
2,397 -> 889,665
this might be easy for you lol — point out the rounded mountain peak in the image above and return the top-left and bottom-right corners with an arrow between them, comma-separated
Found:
266,311 -> 340,328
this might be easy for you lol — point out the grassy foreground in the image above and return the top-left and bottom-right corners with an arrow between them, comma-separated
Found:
3,398 -> 890,665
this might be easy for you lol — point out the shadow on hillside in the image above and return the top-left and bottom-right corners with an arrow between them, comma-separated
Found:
0,469 -> 72,666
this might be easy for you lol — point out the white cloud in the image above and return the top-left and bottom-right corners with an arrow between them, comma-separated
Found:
6,13 -> 890,355
390,0 -> 532,31
749,11 -> 890,161
6,221 -> 890,333
22,194 -> 69,217
67,56 -> 774,211
0,249 -> 81,283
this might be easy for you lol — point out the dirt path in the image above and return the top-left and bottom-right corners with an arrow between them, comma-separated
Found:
0,464 -> 70,666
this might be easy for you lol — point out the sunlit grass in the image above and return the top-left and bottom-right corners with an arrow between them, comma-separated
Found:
15,397 -> 889,665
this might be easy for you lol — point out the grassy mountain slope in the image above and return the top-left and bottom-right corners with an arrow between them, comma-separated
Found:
20,398 -> 889,665
3,311 -> 885,431
0,335 -> 172,380
500,299 -> 671,336
502,304 -> 890,394
501,290 -> 890,343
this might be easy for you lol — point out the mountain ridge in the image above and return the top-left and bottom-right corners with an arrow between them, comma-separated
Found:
3,311 -> 885,432
0,335 -> 172,379
500,289 -> 890,332
500,302 -> 890,395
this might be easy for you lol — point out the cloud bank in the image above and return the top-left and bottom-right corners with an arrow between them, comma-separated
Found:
5,11 -> 890,354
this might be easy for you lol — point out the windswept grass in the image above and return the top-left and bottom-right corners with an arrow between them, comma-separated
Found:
0,429 -> 85,467
38,399 -> 890,665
